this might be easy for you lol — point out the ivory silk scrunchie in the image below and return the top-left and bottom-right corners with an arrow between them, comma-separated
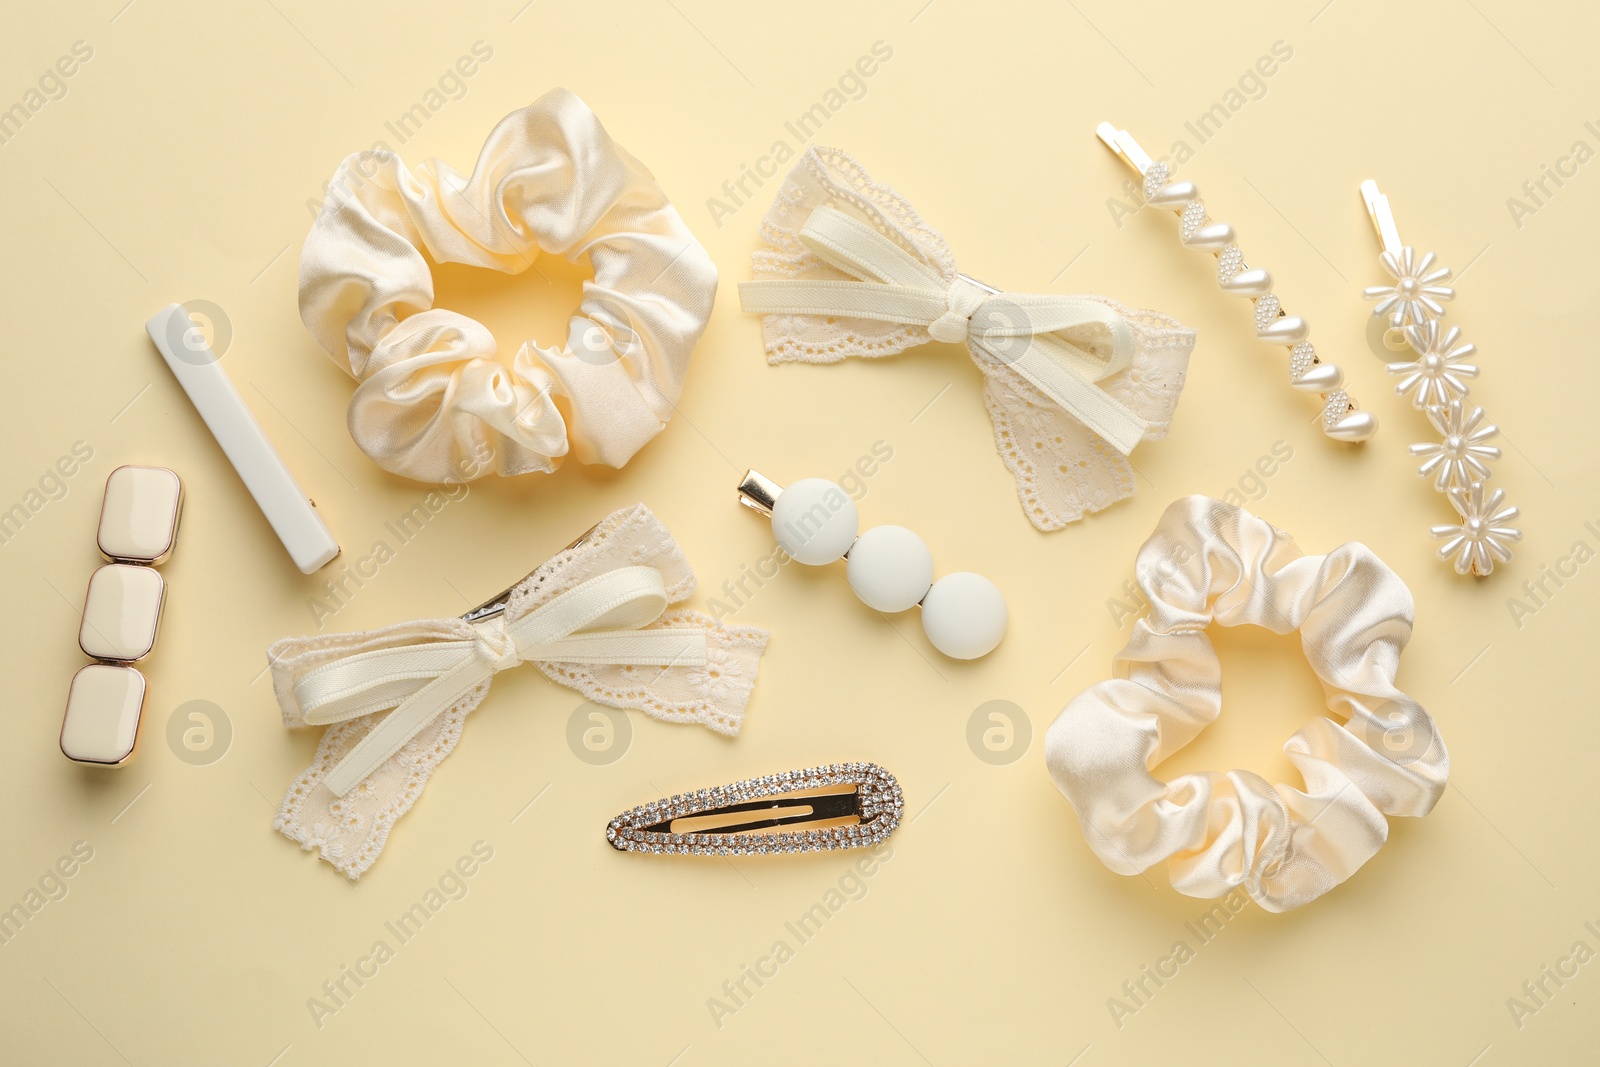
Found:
739,147 -> 1196,531
1046,496 -> 1448,912
298,88 -> 717,483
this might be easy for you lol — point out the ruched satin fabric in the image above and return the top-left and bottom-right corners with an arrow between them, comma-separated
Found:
298,88 -> 717,483
1046,496 -> 1448,912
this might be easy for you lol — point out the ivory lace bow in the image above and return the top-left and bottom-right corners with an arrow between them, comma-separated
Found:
740,147 -> 1197,530
269,504 -> 768,879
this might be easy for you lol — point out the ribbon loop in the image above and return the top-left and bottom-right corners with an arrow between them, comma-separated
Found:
471,617 -> 521,673
930,278 -> 986,343
739,206 -> 1150,455
302,565 -> 706,798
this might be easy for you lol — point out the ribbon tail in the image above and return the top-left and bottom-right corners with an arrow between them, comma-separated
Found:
987,339 -> 1149,455
739,279 -> 946,325
523,628 -> 708,666
322,657 -> 493,797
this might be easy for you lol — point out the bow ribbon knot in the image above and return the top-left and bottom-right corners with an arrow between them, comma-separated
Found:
294,565 -> 706,797
929,277 -> 988,343
471,617 -> 521,673
740,206 -> 1149,454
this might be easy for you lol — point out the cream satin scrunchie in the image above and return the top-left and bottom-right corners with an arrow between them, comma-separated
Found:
298,88 -> 717,483
1046,495 -> 1449,912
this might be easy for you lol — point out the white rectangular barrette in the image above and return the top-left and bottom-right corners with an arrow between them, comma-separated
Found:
145,303 -> 339,574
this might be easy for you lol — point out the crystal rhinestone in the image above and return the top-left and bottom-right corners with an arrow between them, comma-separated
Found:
611,766 -> 902,857
1254,294 -> 1282,332
1180,202 -> 1206,241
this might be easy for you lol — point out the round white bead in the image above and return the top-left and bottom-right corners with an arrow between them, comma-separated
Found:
920,572 -> 1007,660
771,478 -> 859,565
846,525 -> 934,613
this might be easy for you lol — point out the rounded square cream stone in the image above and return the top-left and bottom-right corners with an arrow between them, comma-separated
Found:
79,564 -> 166,662
61,663 -> 145,765
98,465 -> 182,564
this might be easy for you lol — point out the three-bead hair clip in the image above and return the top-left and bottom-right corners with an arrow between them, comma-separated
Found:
1360,181 -> 1521,576
737,470 -> 1007,660
1097,123 -> 1378,444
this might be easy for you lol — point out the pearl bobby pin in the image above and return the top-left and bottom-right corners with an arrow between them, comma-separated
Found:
1097,123 -> 1377,444
1359,181 -> 1521,577
737,470 -> 1008,660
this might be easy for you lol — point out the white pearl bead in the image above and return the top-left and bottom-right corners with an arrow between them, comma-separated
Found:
1183,221 -> 1235,251
1291,362 -> 1344,392
1258,315 -> 1309,346
1146,180 -> 1198,208
1218,268 -> 1272,297
771,478 -> 859,565
1326,409 -> 1379,442
920,572 -> 1007,660
846,525 -> 934,613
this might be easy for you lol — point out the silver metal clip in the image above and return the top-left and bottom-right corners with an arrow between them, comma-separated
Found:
458,523 -> 598,624
736,469 -> 783,517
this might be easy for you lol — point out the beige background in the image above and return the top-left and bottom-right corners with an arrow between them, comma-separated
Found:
2,0 -> 1596,1063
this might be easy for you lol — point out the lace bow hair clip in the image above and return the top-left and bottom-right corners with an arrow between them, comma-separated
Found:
266,504 -> 769,879
738,147 -> 1198,531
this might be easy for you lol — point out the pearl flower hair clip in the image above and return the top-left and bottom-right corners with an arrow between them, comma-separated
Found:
1360,181 -> 1522,577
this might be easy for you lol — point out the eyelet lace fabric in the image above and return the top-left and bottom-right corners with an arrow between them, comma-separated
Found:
269,504 -> 768,879
747,146 -> 1195,529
